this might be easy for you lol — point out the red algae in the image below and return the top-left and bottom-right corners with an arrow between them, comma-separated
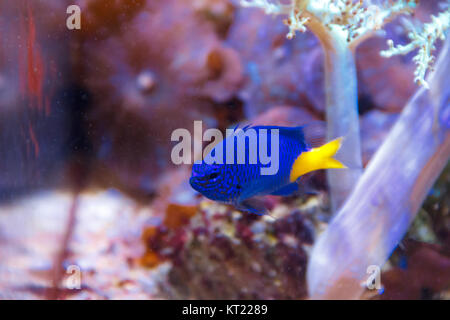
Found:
24,4 -> 45,111
0,0 -> 72,190
28,123 -> 40,157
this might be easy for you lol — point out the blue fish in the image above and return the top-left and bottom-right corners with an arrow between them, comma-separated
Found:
189,125 -> 345,215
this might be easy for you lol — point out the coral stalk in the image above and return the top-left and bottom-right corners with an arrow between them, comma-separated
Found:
319,27 -> 363,210
307,38 -> 450,299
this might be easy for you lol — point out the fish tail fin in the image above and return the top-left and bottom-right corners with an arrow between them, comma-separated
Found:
289,137 -> 347,182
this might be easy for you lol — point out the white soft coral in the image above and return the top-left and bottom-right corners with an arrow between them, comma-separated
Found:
239,0 -> 417,42
240,0 -> 450,88
380,8 -> 450,89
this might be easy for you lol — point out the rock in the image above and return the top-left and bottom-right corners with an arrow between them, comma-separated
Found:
144,201 -> 317,299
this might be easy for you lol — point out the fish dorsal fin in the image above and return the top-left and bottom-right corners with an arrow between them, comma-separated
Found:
250,124 -> 324,149
249,125 -> 306,143
228,123 -> 325,150
302,121 -> 326,149
227,123 -> 252,137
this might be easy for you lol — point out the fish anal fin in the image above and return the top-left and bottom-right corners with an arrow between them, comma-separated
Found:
237,198 -> 268,216
270,182 -> 299,196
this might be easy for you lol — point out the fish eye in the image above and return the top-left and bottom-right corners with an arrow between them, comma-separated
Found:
209,173 -> 219,179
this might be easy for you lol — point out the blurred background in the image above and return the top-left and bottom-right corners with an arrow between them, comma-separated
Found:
0,0 -> 448,299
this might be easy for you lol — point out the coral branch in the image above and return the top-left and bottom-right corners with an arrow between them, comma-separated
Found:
380,9 -> 450,89
307,38 -> 450,299
322,31 -> 363,210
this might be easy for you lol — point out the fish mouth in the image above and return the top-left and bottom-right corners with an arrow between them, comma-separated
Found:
190,176 -> 210,194
189,176 -> 200,191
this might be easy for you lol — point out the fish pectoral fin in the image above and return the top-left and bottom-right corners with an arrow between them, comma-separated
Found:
289,137 -> 347,182
237,198 -> 268,216
270,182 -> 300,196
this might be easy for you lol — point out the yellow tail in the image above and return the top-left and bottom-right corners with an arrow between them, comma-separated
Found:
289,137 -> 347,182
